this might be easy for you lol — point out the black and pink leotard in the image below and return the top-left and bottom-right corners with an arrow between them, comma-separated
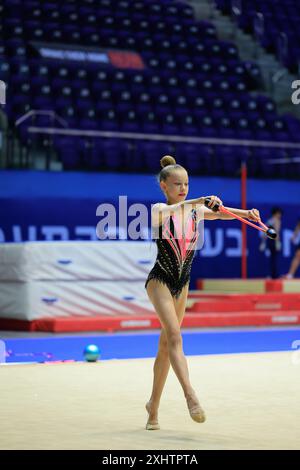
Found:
145,208 -> 199,299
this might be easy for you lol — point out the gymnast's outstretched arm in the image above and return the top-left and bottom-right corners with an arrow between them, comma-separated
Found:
151,195 -> 222,226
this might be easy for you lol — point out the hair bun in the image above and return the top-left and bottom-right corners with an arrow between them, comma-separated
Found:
160,155 -> 176,168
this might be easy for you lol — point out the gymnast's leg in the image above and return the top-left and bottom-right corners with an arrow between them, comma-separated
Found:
146,284 -> 189,425
145,280 -> 205,428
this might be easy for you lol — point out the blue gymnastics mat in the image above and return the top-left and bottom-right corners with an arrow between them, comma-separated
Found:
1,328 -> 300,364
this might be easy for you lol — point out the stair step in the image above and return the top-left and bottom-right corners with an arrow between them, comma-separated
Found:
183,310 -> 300,327
192,0 -> 299,117
196,279 -> 300,293
187,297 -> 300,312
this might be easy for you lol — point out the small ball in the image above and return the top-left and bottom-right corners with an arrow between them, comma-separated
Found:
266,228 -> 277,240
83,344 -> 100,362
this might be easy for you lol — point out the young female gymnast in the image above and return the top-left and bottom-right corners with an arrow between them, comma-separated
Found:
144,155 -> 261,430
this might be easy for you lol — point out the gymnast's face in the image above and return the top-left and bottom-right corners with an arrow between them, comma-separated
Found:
161,170 -> 189,204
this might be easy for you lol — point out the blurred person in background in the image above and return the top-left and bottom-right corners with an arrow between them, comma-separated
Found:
282,217 -> 300,279
259,207 -> 282,279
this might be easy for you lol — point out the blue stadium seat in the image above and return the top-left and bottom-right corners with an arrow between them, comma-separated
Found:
2,0 -> 299,177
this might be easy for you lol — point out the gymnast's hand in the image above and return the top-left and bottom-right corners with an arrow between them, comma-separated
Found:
204,195 -> 223,212
247,208 -> 261,222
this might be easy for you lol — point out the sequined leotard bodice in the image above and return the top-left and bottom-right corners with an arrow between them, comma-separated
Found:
145,208 -> 199,299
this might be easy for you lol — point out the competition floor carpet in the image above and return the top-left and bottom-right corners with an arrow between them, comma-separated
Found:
1,327 -> 300,450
